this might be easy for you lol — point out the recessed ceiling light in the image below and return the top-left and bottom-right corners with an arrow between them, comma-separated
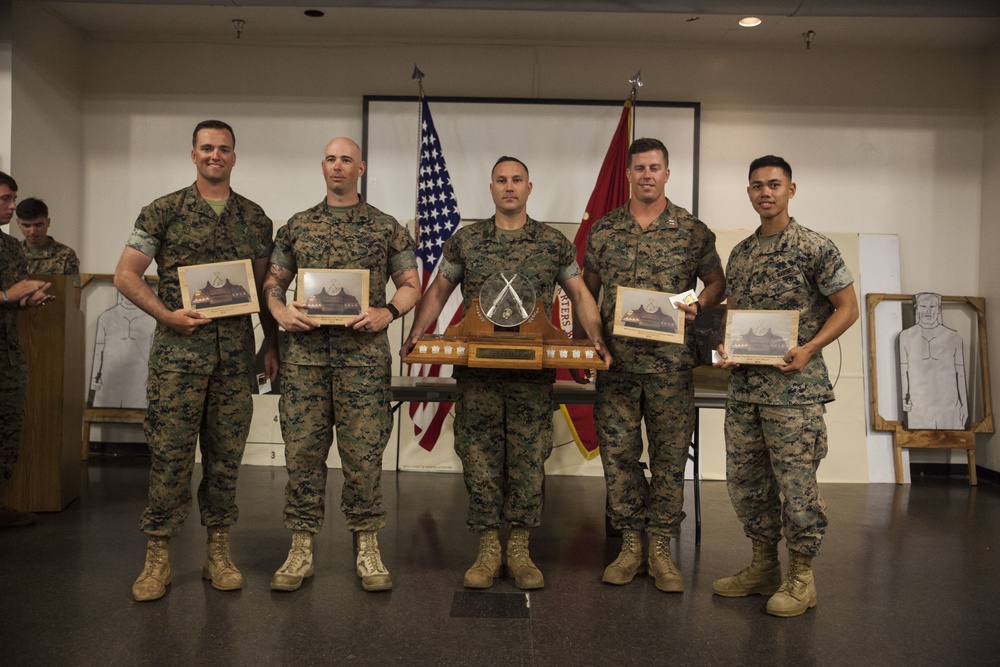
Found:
739,17 -> 762,27
304,9 -> 325,18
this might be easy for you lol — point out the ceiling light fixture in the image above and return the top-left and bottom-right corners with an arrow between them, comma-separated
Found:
739,17 -> 762,27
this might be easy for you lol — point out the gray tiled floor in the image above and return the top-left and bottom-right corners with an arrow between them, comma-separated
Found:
2,461 -> 998,665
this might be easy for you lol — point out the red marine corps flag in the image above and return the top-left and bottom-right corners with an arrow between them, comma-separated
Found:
552,99 -> 633,459
408,94 -> 465,451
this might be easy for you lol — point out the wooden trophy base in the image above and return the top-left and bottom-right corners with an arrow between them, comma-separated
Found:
405,298 -> 606,371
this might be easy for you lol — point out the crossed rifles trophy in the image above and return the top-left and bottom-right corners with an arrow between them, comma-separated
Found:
404,271 -> 607,371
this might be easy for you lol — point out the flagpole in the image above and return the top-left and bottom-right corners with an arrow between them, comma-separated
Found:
412,64 -> 426,235
628,69 -> 642,143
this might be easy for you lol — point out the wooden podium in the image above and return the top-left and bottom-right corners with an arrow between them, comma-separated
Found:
0,275 -> 83,511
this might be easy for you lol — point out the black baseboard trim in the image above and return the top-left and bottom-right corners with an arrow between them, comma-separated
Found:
86,441 -> 150,460
909,462 -> 1000,486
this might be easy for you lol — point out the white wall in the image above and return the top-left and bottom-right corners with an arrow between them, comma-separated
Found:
977,46 -> 1000,473
9,2 -> 83,252
0,1 -> 12,173
11,8 -> 997,476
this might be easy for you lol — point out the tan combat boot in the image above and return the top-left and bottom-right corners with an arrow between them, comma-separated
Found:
712,539 -> 782,597
356,531 -> 393,592
766,550 -> 817,617
506,526 -> 544,590
602,529 -> 645,585
648,534 -> 684,592
202,527 -> 243,591
464,528 -> 502,589
271,531 -> 315,592
132,536 -> 171,602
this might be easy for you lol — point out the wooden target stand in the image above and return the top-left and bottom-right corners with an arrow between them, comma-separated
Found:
404,298 -> 607,371
866,293 -> 993,486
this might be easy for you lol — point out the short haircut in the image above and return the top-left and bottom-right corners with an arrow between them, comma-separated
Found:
192,120 -> 235,148
628,138 -> 669,167
914,292 -> 942,308
748,155 -> 792,181
0,171 -> 17,191
16,197 -> 48,220
492,156 -> 529,178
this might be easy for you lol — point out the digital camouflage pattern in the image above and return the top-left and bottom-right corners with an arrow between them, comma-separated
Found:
140,368 -> 253,536
724,401 -> 829,556
723,218 -> 850,557
595,370 -> 694,537
127,183 -> 273,375
22,237 -> 80,286
440,216 -> 578,529
725,218 -> 854,405
0,232 -> 28,489
0,371 -> 26,489
270,199 -> 416,368
278,363 -> 393,533
0,231 -> 27,369
584,200 -> 721,373
454,379 -> 553,531
128,183 -> 272,537
271,199 -> 412,533
442,216 -> 578,386
441,216 -> 578,319
585,200 -> 719,537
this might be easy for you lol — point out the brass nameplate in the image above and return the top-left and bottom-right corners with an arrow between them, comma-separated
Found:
476,348 -> 536,360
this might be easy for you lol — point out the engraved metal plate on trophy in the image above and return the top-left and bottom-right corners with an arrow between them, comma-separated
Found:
404,270 -> 607,371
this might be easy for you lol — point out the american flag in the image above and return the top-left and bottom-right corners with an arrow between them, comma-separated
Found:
408,98 -> 464,451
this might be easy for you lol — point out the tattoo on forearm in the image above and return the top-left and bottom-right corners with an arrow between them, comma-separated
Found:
267,285 -> 287,304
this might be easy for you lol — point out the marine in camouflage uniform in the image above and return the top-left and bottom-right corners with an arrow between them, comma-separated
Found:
21,237 -> 80,285
268,198 -> 416,534
714,155 -> 858,618
585,199 -> 722,539
126,182 -> 272,537
15,197 -> 80,286
1,172 -> 56,527
583,139 -> 726,592
115,121 -> 274,601
724,217 -> 853,555
263,137 -> 420,593
403,157 -> 608,590
0,233 -> 29,498
443,215 -> 579,531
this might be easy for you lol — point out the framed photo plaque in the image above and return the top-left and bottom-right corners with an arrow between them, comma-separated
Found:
612,286 -> 684,344
178,259 -> 259,318
296,268 -> 370,325
724,309 -> 799,365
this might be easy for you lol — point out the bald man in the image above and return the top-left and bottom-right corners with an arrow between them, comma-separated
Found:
262,138 -> 420,593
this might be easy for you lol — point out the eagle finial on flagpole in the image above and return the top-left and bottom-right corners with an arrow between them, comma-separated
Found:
628,70 -> 643,103
412,64 -> 426,98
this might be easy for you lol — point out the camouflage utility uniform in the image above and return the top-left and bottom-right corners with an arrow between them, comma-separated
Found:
584,200 -> 721,538
441,216 -> 578,531
271,200 -> 415,534
22,236 -> 80,286
724,218 -> 853,556
127,183 -> 273,537
0,232 -> 28,491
